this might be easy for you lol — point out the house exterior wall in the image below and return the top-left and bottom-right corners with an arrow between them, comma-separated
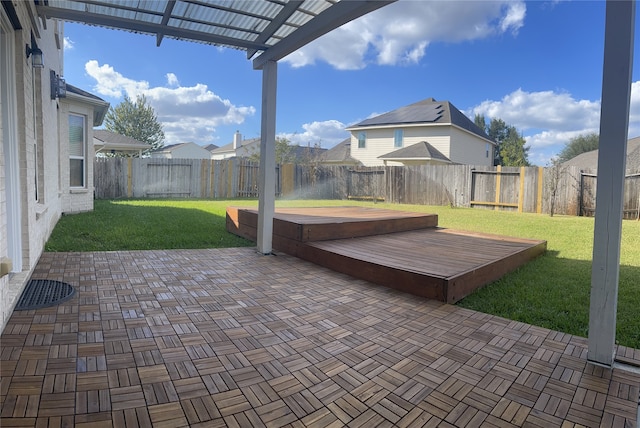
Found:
211,141 -> 260,160
349,124 -> 493,167
349,126 -> 452,167
172,143 -> 212,159
448,126 -> 493,166
0,2 -> 66,331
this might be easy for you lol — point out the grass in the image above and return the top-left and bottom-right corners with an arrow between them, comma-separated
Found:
46,198 -> 640,349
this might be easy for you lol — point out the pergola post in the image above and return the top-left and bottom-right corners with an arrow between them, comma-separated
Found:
257,60 -> 277,254
588,0 -> 635,367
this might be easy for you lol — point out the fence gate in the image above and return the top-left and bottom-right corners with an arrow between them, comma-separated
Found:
347,168 -> 385,201
470,166 -> 522,211
581,172 -> 640,219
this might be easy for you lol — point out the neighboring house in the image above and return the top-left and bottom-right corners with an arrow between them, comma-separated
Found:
212,131 -> 326,162
203,143 -> 219,153
320,138 -> 362,166
563,136 -> 640,173
379,141 -> 451,166
150,142 -> 213,159
345,98 -> 496,167
94,129 -> 151,157
1,2 -> 108,331
289,145 -> 327,163
211,131 -> 261,160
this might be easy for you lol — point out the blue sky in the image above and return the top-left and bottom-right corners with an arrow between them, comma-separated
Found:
62,0 -> 640,166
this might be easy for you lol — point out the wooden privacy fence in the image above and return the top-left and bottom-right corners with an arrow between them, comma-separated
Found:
94,158 -> 640,217
94,158 -> 282,199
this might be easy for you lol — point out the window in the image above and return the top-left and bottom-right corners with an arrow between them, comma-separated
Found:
69,114 -> 86,187
358,131 -> 366,148
486,143 -> 490,158
394,129 -> 403,148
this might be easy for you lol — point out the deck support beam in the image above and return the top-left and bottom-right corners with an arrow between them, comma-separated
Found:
257,60 -> 277,254
588,0 -> 635,367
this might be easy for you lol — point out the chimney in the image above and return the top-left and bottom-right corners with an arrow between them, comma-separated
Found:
233,131 -> 242,149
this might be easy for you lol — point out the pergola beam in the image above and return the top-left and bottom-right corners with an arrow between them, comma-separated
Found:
253,0 -> 395,69
587,0 -> 635,367
36,5 -> 270,50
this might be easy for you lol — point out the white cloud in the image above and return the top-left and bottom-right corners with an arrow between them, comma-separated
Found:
279,120 -> 349,148
85,60 -> 149,98
469,85 -> 640,164
166,73 -> 179,87
84,60 -> 255,145
63,37 -> 74,51
283,0 -> 526,69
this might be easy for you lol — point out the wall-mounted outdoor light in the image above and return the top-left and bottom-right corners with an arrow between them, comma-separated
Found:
50,70 -> 66,99
26,35 -> 44,68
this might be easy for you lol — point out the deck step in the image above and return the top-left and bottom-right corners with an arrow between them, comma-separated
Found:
226,206 -> 546,303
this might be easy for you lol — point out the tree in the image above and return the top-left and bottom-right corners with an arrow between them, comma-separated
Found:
500,127 -> 530,166
248,137 -> 295,164
104,95 -> 164,155
474,114 -> 487,133
545,156 -> 566,217
557,133 -> 599,163
487,118 -> 510,165
485,118 -> 530,166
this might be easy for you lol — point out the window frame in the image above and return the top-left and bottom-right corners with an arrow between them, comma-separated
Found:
69,113 -> 87,188
357,131 -> 366,149
394,129 -> 403,148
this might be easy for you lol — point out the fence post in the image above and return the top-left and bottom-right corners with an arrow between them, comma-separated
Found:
518,166 -> 525,213
127,157 -> 133,198
536,167 -> 543,214
494,165 -> 502,210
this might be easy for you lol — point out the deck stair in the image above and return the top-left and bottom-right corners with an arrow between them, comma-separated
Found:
226,206 -> 546,303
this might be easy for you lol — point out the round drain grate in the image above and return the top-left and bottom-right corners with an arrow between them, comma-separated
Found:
15,279 -> 76,310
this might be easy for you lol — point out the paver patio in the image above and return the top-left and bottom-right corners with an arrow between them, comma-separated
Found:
0,248 -> 638,427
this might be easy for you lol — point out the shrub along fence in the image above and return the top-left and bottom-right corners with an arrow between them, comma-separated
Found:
94,157 -> 640,218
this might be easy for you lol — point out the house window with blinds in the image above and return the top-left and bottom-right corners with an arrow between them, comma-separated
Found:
394,129 -> 403,148
358,131 -> 366,148
69,114 -> 86,187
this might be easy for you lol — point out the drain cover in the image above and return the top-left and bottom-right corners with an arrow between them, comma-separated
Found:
15,279 -> 75,310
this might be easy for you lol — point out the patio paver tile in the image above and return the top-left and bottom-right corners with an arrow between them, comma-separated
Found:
0,248 -> 638,427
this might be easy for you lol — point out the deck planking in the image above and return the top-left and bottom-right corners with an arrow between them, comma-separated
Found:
226,206 -> 546,303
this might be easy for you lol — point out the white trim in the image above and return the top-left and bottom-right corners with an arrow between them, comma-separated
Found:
69,113 -> 87,188
257,60 -> 277,254
1,12 -> 23,272
347,122 -> 496,146
587,0 -> 635,368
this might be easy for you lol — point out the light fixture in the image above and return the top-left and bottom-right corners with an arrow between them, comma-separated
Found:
50,70 -> 66,99
26,36 -> 44,68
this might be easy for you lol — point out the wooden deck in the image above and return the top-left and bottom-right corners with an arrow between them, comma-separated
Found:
226,207 -> 547,304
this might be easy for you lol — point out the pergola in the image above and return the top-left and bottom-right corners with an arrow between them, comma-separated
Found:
35,0 -> 635,369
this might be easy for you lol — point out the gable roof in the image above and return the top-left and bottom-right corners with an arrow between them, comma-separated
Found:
347,98 -> 493,143
378,141 -> 452,163
321,138 -> 361,164
563,136 -> 640,172
65,83 -> 110,126
94,130 -> 151,154
211,137 -> 261,155
203,144 -> 219,152
289,145 -> 327,161
152,142 -> 210,153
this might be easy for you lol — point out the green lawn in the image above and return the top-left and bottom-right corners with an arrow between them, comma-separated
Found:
46,199 -> 640,349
